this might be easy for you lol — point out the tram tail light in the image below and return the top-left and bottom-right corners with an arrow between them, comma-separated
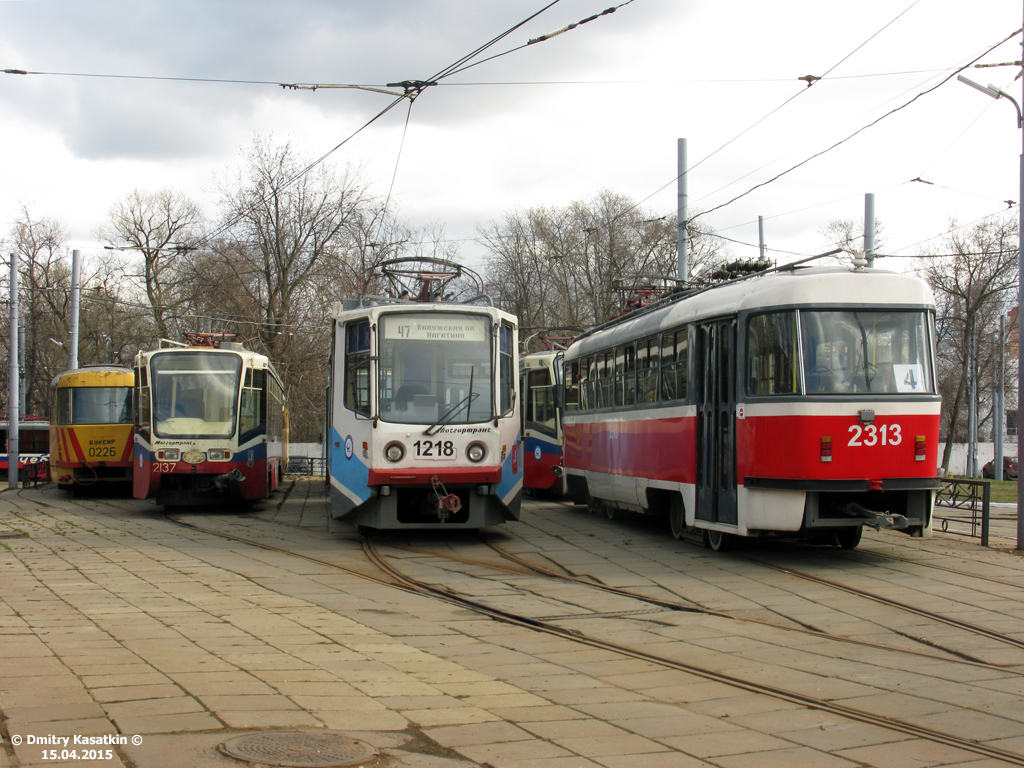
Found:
915,435 -> 926,461
820,436 -> 833,463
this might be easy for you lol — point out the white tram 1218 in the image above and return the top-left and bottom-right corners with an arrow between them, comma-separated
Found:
561,263 -> 942,551
328,300 -> 523,530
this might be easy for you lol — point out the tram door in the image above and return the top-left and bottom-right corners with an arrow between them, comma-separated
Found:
696,318 -> 738,526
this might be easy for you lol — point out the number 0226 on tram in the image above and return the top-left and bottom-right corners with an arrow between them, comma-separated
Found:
561,265 -> 941,550
328,302 -> 522,530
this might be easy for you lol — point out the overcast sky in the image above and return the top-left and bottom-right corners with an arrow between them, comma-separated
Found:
1,0 -> 1022,274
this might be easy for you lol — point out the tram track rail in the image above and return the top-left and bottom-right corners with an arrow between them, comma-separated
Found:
139,511 -> 1024,765
547,499 -> 1024,653
354,533 -> 1024,766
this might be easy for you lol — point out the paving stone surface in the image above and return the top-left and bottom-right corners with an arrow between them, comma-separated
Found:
1,480 -> 1024,767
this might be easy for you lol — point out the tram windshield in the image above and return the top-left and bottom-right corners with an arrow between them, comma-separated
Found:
378,313 -> 494,425
800,310 -> 933,395
151,351 -> 242,438
55,387 -> 132,425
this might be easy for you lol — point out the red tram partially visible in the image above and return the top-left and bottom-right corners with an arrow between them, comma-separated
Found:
561,264 -> 941,551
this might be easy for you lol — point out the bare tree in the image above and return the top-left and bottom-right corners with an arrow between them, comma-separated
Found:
480,189 -> 731,347
214,136 -> 371,359
103,188 -> 205,339
818,216 -> 884,263
917,215 -> 1019,473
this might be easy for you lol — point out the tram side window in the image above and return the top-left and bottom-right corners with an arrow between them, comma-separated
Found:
580,357 -> 594,410
240,368 -> 267,442
660,330 -> 687,401
135,364 -> 151,438
527,368 -> 557,435
613,348 -> 625,406
597,352 -> 613,408
500,323 -> 515,414
636,338 -> 658,403
622,345 -> 636,406
564,361 -> 580,412
345,320 -> 372,416
746,312 -> 797,396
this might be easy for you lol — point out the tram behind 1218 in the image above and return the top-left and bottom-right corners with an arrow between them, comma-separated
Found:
561,263 -> 941,550
327,259 -> 522,530
50,365 -> 134,492
520,350 -> 565,493
133,337 -> 288,507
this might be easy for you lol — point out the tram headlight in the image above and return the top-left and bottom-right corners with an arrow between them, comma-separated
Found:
466,442 -> 487,463
384,442 -> 405,463
208,449 -> 231,461
158,449 -> 180,461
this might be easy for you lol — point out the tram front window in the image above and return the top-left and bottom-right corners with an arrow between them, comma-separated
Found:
379,313 -> 493,425
800,310 -> 933,395
57,387 -> 133,425
151,352 -> 242,438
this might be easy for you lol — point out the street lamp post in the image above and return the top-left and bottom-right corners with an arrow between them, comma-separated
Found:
957,70 -> 1023,550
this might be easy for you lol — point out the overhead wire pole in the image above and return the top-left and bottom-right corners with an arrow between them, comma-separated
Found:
7,252 -> 19,490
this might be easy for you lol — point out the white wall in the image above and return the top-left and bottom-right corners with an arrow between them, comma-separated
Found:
288,443 -> 325,458
938,441 -> 1019,476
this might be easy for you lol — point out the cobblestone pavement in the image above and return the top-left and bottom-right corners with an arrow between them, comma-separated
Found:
1,478 -> 1023,768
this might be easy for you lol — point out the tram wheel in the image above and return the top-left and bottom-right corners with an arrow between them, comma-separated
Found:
706,529 -> 732,552
835,526 -> 862,550
586,497 -> 601,515
605,504 -> 616,521
669,497 -> 685,540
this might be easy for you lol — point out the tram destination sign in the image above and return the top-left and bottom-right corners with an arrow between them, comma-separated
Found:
384,316 -> 487,342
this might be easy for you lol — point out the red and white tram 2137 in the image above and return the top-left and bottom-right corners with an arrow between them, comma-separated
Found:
561,264 -> 941,551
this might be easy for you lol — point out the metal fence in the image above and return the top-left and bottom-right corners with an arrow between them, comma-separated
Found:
286,457 -> 327,477
935,477 -> 991,546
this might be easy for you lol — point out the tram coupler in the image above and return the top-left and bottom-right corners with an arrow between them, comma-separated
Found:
841,502 -> 909,530
213,469 -> 246,490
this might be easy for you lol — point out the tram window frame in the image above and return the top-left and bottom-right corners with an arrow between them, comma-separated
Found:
660,330 -> 688,401
613,348 -> 625,407
745,311 -> 798,396
135,362 -> 151,439
239,368 -> 267,444
344,319 -> 372,417
564,360 -> 580,412
635,337 -> 658,404
526,367 -> 557,436
597,352 -> 613,408
622,345 -> 636,406
499,322 -> 516,416
580,357 -> 594,410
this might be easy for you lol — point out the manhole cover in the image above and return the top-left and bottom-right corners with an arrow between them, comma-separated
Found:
219,731 -> 377,767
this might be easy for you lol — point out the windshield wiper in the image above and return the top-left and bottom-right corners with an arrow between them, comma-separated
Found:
424,367 -> 477,436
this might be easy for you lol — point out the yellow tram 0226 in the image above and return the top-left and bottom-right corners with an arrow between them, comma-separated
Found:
50,365 -> 135,492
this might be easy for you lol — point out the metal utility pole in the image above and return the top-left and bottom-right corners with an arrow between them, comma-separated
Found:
758,216 -> 766,261
969,328 -> 978,476
7,253 -> 19,490
994,317 -> 1005,480
69,249 -> 81,370
864,193 -> 876,268
677,138 -> 688,283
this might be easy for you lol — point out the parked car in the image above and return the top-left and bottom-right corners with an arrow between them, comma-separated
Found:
982,456 -> 1018,480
